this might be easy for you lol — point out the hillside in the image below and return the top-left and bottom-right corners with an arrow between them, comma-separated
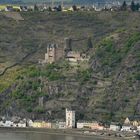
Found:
0,11 -> 140,123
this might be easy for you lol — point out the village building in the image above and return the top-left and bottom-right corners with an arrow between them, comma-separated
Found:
66,108 -> 75,128
77,121 -> 93,129
51,122 -> 59,129
0,116 -> 28,128
58,121 -> 66,129
30,121 -> 51,128
4,120 -> 13,127
124,116 -> 140,127
121,124 -> 132,132
0,121 -> 5,127
77,122 -> 91,129
77,121 -> 104,130
77,121 -> 85,129
5,6 -> 13,12
137,126 -> 140,131
4,5 -> 21,12
77,121 -> 86,129
109,123 -> 121,131
13,6 -> 22,11
28,5 -> 35,11
0,5 -> 6,11
50,120 -> 66,129
20,6 -> 28,11
27,119 -> 33,127
124,117 -> 131,124
17,120 -> 26,128
91,121 -> 104,130
68,7 -> 74,11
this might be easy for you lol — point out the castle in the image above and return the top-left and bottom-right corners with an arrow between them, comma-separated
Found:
44,44 -> 64,64
39,38 -> 89,64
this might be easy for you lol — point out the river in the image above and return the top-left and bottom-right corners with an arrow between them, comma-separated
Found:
0,131 -> 105,140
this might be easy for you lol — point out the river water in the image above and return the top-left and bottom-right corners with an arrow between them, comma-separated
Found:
0,131 -> 103,140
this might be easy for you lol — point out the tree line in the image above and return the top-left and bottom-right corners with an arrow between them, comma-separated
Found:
121,1 -> 140,11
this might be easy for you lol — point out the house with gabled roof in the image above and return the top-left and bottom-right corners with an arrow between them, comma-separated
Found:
124,116 -> 140,127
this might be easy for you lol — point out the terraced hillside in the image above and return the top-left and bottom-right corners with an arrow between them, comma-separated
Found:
0,11 -> 140,123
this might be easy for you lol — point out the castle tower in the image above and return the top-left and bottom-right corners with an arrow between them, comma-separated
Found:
45,44 -> 57,64
64,38 -> 72,56
66,108 -> 75,128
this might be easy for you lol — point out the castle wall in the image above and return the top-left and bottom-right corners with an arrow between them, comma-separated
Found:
55,47 -> 64,61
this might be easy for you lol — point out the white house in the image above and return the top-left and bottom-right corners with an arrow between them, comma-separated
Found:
58,122 -> 66,129
0,121 -> 4,126
137,126 -> 140,131
110,124 -> 120,131
124,117 -> 131,124
4,120 -> 13,127
66,108 -> 75,128
77,121 -> 104,130
121,125 -> 132,132
28,119 -> 33,127
17,121 -> 26,128
124,116 -> 140,127
77,122 -> 84,129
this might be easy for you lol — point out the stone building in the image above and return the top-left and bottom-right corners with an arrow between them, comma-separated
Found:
66,51 -> 81,62
66,108 -> 75,128
66,51 -> 89,63
109,123 -> 120,131
124,116 -> 140,127
64,37 -> 89,64
30,121 -> 52,128
77,121 -> 104,130
77,121 -> 93,129
43,44 -> 64,64
39,37 -> 90,64
64,37 -> 72,56
58,121 -> 66,129
44,44 -> 57,64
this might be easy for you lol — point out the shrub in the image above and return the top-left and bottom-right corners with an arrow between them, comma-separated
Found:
27,107 -> 33,113
77,69 -> 92,83
134,73 -> 140,80
34,106 -> 45,114
123,33 -> 140,53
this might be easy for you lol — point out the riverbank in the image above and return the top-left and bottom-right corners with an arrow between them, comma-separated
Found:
0,127 -> 137,140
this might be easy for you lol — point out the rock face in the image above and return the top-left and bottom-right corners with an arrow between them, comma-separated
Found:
0,12 -> 140,122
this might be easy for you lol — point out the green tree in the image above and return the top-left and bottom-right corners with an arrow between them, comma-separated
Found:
34,4 -> 39,11
135,3 -> 140,11
87,37 -> 93,50
57,5 -> 62,11
72,5 -> 78,11
131,1 -> 136,11
48,6 -> 52,12
121,1 -> 127,11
